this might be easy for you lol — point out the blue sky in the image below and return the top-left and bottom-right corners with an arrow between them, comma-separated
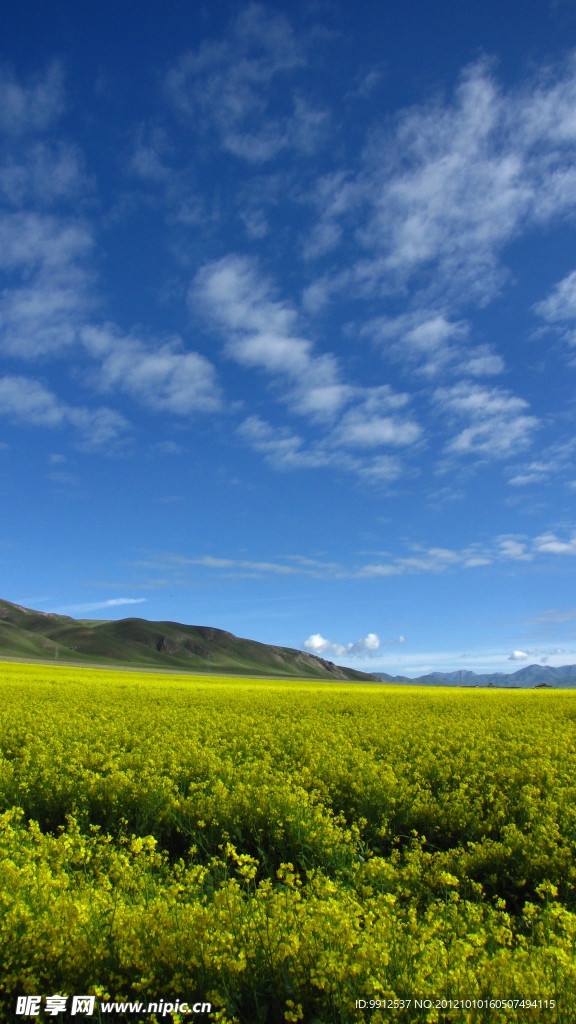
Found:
2,0 -> 576,675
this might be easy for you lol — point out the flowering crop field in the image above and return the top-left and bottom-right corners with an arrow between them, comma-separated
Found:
1,663 -> 576,1024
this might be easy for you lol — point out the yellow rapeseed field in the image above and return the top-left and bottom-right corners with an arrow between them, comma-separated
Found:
1,662 -> 576,1023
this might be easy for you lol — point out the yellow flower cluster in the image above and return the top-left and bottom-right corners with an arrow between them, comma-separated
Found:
0,663 -> 575,1022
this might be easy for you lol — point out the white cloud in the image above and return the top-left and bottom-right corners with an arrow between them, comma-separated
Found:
0,209 -> 92,272
58,598 -> 147,614
508,463 -> 549,486
364,309 -> 506,382
0,142 -> 87,208
238,415 -> 329,469
459,349 -> 505,377
130,523 -> 576,589
355,455 -> 404,482
533,268 -> 576,348
303,631 -> 380,659
137,551 -> 338,579
303,633 -> 342,656
358,529 -> 571,575
535,269 -> 576,324
508,437 -> 576,487
166,4 -> 327,162
193,254 -> 312,374
435,383 -> 539,458
332,387 -> 420,449
354,58 -> 576,302
360,546 -> 464,577
509,650 -> 529,661
531,608 -> 576,624
533,532 -> 576,555
0,212 -> 94,358
298,51 -> 576,366
81,324 -> 221,415
194,255 -> 420,477
0,375 -> 129,447
237,415 -> 409,482
0,63 -> 64,135
365,311 -> 469,376
497,538 -> 532,561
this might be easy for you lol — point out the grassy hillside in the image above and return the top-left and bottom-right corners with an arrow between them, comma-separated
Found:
0,598 -> 377,681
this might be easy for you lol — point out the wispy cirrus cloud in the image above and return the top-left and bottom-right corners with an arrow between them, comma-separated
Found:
166,3 -> 328,163
0,141 -> 88,208
192,253 -> 352,419
533,268 -> 576,351
56,597 -> 146,614
364,310 -> 505,381
81,324 -> 222,416
0,211 -> 95,359
508,437 -> 576,487
434,383 -> 539,459
310,56 -> 576,306
131,527 -> 576,586
193,254 -> 421,480
237,416 -> 330,470
0,375 -> 129,448
237,416 -> 407,481
0,63 -> 65,135
0,69 -> 223,437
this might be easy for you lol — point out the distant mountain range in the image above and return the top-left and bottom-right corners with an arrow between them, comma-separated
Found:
0,598 -> 378,682
373,666 -> 576,687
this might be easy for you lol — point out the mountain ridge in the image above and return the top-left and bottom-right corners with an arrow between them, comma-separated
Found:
0,598 -> 379,681
372,665 -> 576,687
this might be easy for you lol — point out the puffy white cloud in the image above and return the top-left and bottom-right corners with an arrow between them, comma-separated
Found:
303,633 -> 340,656
509,650 -> 529,661
303,632 -> 381,659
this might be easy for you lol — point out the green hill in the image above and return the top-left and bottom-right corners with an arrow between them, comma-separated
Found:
0,598 -> 378,681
